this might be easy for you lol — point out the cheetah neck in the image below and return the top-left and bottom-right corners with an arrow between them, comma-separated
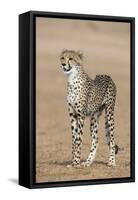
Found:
68,67 -> 84,85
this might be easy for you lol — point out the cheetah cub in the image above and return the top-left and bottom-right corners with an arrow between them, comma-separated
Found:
60,49 -> 119,167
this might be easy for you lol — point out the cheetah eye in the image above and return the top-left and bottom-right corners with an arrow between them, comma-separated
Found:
69,58 -> 73,60
61,57 -> 64,60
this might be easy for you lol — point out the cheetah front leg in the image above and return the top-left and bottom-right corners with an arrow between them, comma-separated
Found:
82,112 -> 99,167
68,103 -> 85,167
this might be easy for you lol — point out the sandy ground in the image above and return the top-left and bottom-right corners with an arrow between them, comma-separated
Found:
36,17 -> 130,183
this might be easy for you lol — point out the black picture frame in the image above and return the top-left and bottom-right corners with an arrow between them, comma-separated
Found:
19,10 -> 135,189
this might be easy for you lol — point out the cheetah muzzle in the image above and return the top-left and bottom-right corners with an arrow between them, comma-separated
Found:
60,49 -> 118,168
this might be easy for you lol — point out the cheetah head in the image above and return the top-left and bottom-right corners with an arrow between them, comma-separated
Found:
60,50 -> 83,75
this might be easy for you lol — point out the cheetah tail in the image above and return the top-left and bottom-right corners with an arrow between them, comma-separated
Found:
115,144 -> 124,155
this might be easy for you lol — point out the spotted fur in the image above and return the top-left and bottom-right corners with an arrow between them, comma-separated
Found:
60,49 -> 118,167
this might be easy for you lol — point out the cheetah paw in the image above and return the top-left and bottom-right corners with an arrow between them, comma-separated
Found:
81,162 -> 91,167
67,164 -> 72,168
107,162 -> 116,168
67,164 -> 81,168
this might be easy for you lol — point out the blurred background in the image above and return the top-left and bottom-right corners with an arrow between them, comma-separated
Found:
36,17 -> 130,183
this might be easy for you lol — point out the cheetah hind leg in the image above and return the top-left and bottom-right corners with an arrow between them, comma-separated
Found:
81,112 -> 100,167
105,106 -> 117,167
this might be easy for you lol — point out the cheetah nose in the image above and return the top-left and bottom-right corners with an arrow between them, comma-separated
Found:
62,63 -> 66,67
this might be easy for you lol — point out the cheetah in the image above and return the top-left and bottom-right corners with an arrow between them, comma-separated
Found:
60,49 -> 119,167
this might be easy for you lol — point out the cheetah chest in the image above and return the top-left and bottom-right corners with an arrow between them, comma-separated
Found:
67,82 -> 79,106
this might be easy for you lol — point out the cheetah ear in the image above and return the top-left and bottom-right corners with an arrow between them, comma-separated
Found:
62,49 -> 67,54
77,50 -> 83,60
